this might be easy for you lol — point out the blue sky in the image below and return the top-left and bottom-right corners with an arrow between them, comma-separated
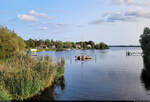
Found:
1,0 -> 150,45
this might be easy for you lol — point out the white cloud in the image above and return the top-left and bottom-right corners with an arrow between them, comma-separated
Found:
106,12 -> 136,22
17,10 -> 56,22
28,10 -> 47,18
17,14 -> 37,22
28,10 -> 56,20
125,8 -> 150,18
112,0 -> 150,6
36,26 -> 48,30
89,6 -> 150,25
114,0 -> 135,5
89,12 -> 136,24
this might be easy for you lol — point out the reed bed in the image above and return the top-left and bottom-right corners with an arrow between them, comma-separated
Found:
0,54 -> 65,101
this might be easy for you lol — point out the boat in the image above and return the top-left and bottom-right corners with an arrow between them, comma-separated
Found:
75,55 -> 92,60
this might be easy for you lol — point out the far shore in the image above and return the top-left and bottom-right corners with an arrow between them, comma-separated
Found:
108,45 -> 141,47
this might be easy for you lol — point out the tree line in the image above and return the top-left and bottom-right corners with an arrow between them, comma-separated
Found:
25,39 -> 109,50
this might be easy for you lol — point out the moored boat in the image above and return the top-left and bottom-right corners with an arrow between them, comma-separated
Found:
75,55 -> 92,60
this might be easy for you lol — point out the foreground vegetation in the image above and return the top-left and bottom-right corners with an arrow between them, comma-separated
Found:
0,26 -> 65,101
0,54 -> 65,101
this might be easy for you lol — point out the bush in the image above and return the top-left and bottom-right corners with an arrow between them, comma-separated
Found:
95,42 -> 109,49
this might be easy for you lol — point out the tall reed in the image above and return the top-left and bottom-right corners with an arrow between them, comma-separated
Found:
0,54 -> 65,101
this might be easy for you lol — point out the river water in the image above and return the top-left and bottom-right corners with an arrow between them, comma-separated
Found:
30,47 -> 150,101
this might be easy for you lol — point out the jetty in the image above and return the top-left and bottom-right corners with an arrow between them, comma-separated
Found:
126,51 -> 143,56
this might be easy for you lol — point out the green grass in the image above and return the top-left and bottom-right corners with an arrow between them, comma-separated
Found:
0,54 -> 65,101
37,49 -> 45,52
36,48 -> 66,52
0,86 -> 11,101
56,48 -> 65,51
37,48 -> 56,52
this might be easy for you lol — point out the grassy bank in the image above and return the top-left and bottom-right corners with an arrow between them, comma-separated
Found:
0,54 -> 65,101
36,48 -> 66,52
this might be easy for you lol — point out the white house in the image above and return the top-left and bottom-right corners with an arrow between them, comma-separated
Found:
87,44 -> 92,48
30,48 -> 37,56
30,48 -> 37,52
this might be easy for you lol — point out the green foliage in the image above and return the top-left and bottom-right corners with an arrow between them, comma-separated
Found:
139,27 -> 150,70
95,42 -> 109,49
37,49 -> 45,52
56,48 -> 65,51
0,86 -> 11,101
55,41 -> 63,48
0,27 -> 26,59
63,41 -> 72,48
25,39 -> 109,50
55,58 -> 65,80
140,27 -> 150,57
0,54 -> 65,101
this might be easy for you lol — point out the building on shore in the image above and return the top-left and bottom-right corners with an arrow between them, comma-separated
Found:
75,44 -> 81,49
29,48 -> 37,56
87,44 -> 92,49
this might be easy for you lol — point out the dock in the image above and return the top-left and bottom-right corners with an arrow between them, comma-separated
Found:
126,51 -> 143,56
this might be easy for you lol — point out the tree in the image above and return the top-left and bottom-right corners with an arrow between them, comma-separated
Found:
0,27 -> 26,58
55,41 -> 63,48
140,27 -> 150,60
139,27 -> 150,71
82,42 -> 87,49
45,39 -> 51,47
95,44 -> 100,49
95,42 -> 108,49
143,27 -> 150,35
63,41 -> 72,48
26,38 -> 35,48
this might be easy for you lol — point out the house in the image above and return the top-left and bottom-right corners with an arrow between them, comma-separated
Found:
30,48 -> 37,52
41,45 -> 48,49
51,45 -> 56,49
87,44 -> 92,49
29,48 -> 37,56
75,44 -> 81,49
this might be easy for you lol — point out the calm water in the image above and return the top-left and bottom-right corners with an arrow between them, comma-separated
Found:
33,47 -> 150,100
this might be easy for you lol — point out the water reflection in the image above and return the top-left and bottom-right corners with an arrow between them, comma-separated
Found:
141,69 -> 150,90
141,57 -> 150,91
15,47 -> 150,100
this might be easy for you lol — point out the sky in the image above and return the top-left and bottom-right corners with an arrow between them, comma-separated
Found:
1,0 -> 150,45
